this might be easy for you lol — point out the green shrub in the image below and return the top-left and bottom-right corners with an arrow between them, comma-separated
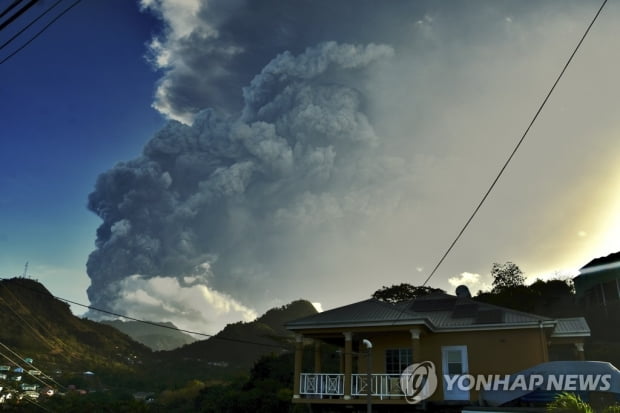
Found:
603,405 -> 620,413
547,392 -> 593,413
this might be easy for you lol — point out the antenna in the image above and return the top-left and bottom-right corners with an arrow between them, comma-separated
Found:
22,262 -> 28,278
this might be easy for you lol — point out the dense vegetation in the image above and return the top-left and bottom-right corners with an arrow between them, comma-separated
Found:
3,259 -> 620,411
0,277 -> 317,411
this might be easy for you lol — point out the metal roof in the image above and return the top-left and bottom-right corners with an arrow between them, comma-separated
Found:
551,317 -> 590,337
286,293 -> 589,337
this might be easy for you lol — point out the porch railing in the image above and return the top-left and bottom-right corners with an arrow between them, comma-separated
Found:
300,373 -> 344,397
299,373 -> 405,399
352,374 -> 405,399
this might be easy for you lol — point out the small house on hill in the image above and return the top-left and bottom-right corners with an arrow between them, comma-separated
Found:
574,251 -> 620,308
285,287 -> 590,409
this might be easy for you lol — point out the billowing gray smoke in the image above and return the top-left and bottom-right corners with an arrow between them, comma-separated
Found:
87,0 -> 620,331
87,42 -> 396,329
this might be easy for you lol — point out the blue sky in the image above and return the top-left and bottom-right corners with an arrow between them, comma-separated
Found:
1,1 -> 620,333
0,0 -> 164,310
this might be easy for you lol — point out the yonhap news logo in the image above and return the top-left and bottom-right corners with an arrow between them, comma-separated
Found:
400,362 -> 613,405
400,361 -> 438,404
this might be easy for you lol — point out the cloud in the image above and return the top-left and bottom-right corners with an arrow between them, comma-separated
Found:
448,272 -> 492,295
107,272 -> 257,334
86,41 -> 397,318
87,0 -> 620,326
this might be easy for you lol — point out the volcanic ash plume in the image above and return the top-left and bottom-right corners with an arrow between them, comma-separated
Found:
86,42 -> 396,331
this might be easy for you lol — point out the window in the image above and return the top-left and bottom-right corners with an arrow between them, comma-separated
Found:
445,349 -> 464,375
385,348 -> 412,374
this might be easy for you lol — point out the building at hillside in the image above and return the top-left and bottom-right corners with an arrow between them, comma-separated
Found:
286,287 -> 590,410
574,251 -> 620,308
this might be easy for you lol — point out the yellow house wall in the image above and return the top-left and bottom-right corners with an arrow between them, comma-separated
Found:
355,328 -> 549,401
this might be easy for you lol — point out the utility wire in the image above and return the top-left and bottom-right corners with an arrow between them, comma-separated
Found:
0,0 -> 64,52
16,392 -> 53,413
420,0 -> 609,287
0,294 -> 62,356
0,342 -> 66,390
0,347 -> 60,393
0,282 -> 67,350
59,297 -> 291,350
0,0 -> 25,21
0,278 -> 292,351
0,0 -> 38,32
0,0 -> 82,66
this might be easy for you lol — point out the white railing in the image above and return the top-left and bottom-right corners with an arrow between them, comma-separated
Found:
300,373 -> 344,397
352,374 -> 404,399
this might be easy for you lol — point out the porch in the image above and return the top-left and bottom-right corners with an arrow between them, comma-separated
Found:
299,373 -> 405,400
292,329 -> 423,404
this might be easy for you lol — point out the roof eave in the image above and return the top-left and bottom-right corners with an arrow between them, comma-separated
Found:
550,332 -> 591,338
286,318 -> 432,331
287,320 -> 557,333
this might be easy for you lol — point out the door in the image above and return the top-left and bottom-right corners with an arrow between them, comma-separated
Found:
441,345 -> 469,400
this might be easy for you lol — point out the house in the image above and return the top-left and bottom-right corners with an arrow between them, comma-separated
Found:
285,286 -> 590,410
574,251 -> 620,308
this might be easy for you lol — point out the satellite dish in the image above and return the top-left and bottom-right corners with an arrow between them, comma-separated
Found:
455,285 -> 471,298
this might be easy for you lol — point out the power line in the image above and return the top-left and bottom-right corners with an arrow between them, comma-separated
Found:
421,0 -> 609,288
0,293 -> 63,355
0,342 -> 65,391
0,278 -> 292,351
0,280 -> 76,364
0,0 -> 38,32
0,0 -> 24,21
0,0 -> 83,66
59,296 -> 291,350
0,347 -> 60,393
0,0 -> 64,52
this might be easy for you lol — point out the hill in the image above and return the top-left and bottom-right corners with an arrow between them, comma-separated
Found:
153,299 -> 317,383
0,277 -> 153,389
0,277 -> 319,389
101,320 -> 196,351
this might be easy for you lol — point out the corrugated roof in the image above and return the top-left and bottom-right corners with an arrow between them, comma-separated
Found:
285,298 -> 423,327
286,293 -> 587,336
551,317 -> 590,337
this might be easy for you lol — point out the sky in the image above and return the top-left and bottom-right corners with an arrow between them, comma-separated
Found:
1,0 -> 620,335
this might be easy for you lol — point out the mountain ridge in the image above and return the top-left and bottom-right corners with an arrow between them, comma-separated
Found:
0,276 -> 317,387
100,319 -> 197,351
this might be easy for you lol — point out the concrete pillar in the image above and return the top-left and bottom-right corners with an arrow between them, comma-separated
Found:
539,322 -> 549,362
293,333 -> 303,399
314,340 -> 322,373
575,342 -> 585,361
410,328 -> 422,363
343,331 -> 352,400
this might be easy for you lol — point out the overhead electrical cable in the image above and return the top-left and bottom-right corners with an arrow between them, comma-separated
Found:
0,278 -> 293,350
0,0 -> 38,32
0,0 -> 83,66
58,297 -> 292,350
0,294 -> 62,355
0,282 -> 76,364
0,0 -> 64,52
0,282 -> 68,349
0,342 -> 66,390
16,394 -> 52,413
420,0 -> 609,288
0,347 -> 60,392
0,0 -> 24,21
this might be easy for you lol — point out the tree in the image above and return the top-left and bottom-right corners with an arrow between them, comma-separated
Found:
491,262 -> 525,293
372,283 -> 445,303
